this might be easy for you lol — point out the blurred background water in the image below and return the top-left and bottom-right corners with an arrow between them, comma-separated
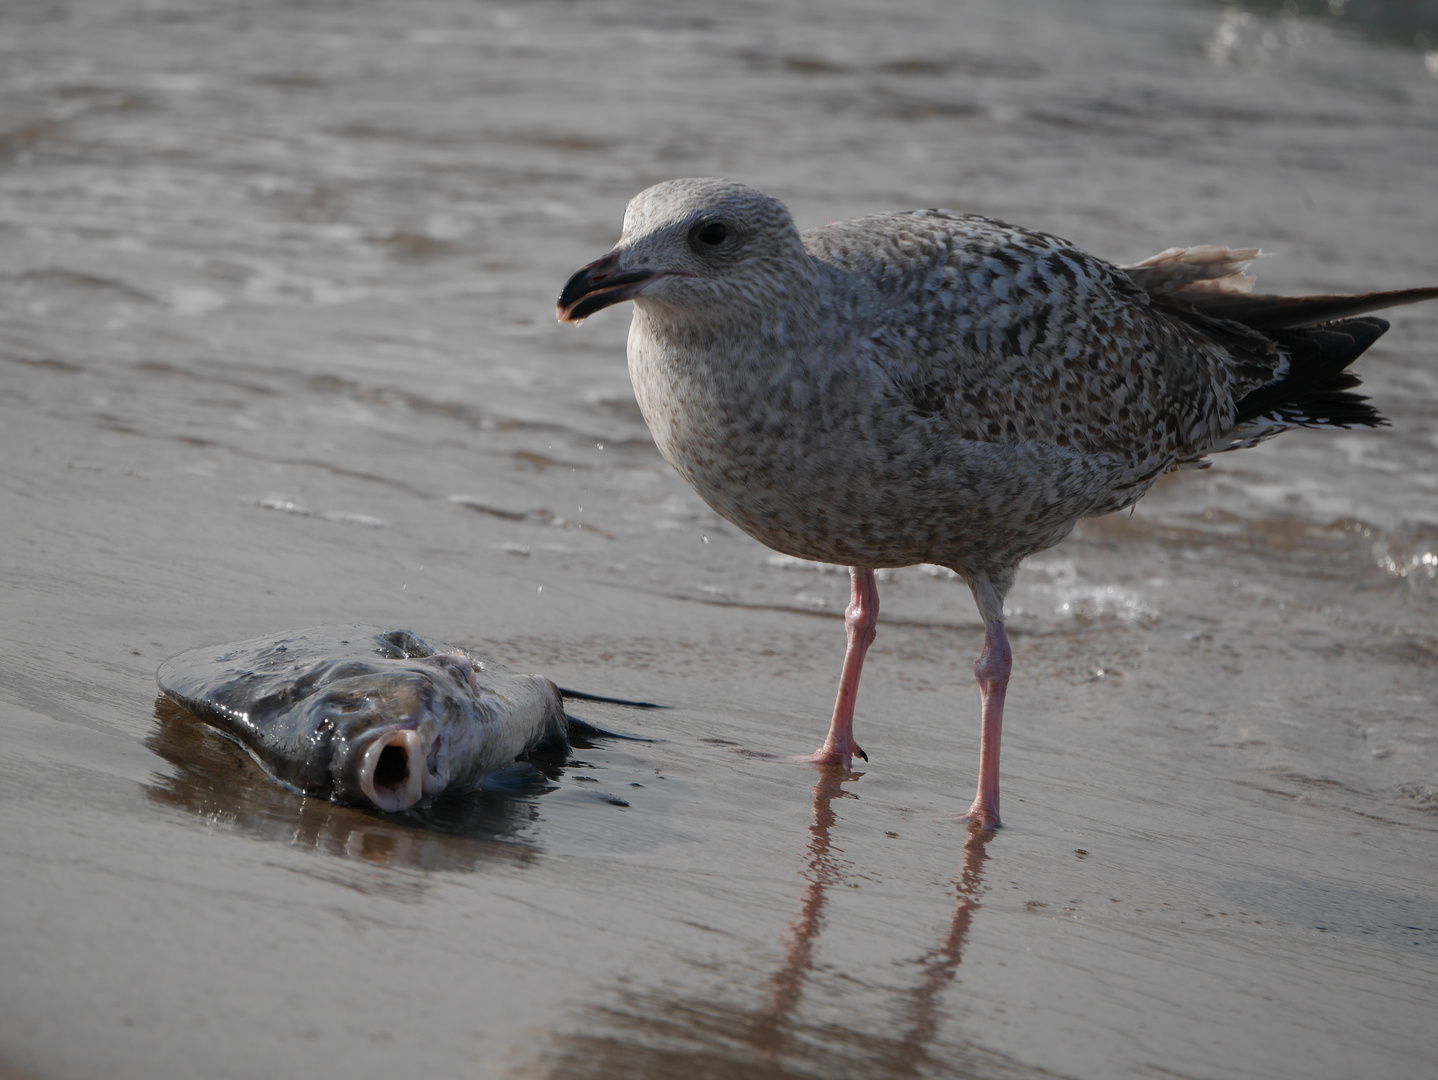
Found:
2,2 -> 1436,1079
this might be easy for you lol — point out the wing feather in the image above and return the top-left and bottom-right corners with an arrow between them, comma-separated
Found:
804,212 -> 1243,467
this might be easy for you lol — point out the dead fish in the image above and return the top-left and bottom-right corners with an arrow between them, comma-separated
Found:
157,625 -> 591,813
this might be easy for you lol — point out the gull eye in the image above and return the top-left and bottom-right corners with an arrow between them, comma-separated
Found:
693,222 -> 728,247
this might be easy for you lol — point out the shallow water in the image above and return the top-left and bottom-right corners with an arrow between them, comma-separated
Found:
2,1 -> 1437,1078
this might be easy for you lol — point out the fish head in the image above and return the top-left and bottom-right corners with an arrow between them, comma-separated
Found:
158,627 -> 568,813
300,653 -> 482,813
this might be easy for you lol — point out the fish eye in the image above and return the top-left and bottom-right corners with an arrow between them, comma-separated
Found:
690,221 -> 728,249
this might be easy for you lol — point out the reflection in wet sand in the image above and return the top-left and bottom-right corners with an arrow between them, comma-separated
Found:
750,767 -> 858,1057
753,769 -> 1004,1076
509,770 -> 1054,1080
894,829 -> 991,1069
145,697 -> 540,883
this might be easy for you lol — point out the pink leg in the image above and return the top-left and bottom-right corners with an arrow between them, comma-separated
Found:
964,619 -> 1011,829
801,567 -> 877,767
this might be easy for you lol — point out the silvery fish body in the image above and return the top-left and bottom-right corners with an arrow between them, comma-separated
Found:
156,625 -> 568,812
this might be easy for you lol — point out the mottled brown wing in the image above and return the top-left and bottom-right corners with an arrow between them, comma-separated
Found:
804,211 -> 1253,466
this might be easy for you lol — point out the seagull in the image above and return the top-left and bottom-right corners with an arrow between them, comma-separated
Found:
556,177 -> 1437,828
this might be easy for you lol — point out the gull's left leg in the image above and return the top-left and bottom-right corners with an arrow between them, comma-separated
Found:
962,573 -> 1013,829
801,567 -> 878,768
964,618 -> 1011,829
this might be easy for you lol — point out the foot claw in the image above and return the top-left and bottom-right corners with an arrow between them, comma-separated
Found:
794,741 -> 864,769
962,802 -> 1001,830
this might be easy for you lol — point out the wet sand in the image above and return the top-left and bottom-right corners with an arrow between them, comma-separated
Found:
2,1 -> 1437,1077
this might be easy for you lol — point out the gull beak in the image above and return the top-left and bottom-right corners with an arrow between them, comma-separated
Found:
556,250 -> 661,323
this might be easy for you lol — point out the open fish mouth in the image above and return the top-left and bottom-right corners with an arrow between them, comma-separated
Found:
358,728 -> 432,812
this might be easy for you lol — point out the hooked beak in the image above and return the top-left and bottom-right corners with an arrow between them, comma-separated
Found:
556,250 -> 666,323
358,728 -> 430,812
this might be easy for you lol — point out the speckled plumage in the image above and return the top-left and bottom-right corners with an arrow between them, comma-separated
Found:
557,177 -> 1436,826
611,183 -> 1283,589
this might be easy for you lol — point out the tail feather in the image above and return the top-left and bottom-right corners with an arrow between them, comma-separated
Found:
1186,286 -> 1438,330
1123,245 -> 1262,297
1131,248 -> 1437,444
1233,316 -> 1390,428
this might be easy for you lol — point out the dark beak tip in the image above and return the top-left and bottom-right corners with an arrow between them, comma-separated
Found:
555,260 -> 657,324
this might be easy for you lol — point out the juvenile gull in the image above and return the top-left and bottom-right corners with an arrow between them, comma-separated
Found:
556,177 -> 1438,828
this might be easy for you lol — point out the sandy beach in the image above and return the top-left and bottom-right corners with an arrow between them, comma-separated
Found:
2,1 -> 1436,1077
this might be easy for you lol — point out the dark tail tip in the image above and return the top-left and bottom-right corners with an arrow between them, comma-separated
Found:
1234,316 -> 1391,428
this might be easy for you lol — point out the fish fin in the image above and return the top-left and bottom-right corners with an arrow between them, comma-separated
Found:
477,761 -> 553,793
564,711 -> 656,744
375,628 -> 438,659
556,686 -> 667,709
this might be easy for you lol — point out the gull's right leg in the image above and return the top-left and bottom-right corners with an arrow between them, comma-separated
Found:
800,567 -> 877,768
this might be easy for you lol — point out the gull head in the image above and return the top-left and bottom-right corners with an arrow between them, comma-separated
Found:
556,178 -> 811,325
